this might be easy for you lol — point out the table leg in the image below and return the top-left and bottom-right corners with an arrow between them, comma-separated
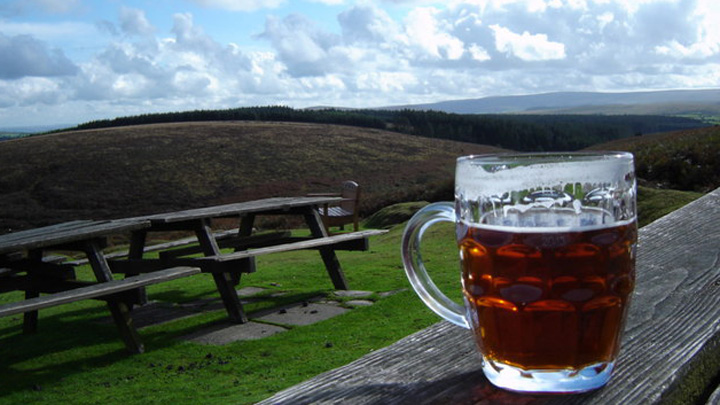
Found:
127,230 -> 148,305
231,214 -> 256,285
83,239 -> 144,354
195,219 -> 249,323
238,214 -> 255,237
22,249 -> 42,334
304,208 -> 349,290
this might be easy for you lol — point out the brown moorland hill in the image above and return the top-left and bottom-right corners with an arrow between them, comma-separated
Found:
585,125 -> 720,192
0,121 -> 505,233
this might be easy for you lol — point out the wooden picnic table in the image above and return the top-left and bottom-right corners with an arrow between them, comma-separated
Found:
0,196 -> 386,354
110,196 -> 386,323
257,187 -> 720,404
0,218 -> 200,353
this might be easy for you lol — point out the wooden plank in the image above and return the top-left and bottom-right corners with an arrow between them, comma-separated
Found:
144,196 -> 342,225
126,229 -> 149,305
23,249 -> 42,333
194,230 -> 387,263
158,231 -> 292,260
111,256 -> 256,275
256,188 -> 720,405
192,217 -> 249,324
305,208 -> 348,290
0,220 -> 94,243
0,219 -> 150,255
0,267 -> 200,317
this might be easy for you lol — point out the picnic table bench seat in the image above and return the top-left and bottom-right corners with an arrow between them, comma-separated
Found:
0,266 -> 200,318
193,229 -> 388,261
109,229 -> 388,275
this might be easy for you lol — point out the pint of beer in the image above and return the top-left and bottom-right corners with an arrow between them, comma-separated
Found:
401,152 -> 637,393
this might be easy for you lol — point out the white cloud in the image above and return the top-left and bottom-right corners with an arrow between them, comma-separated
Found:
258,13 -> 343,77
405,7 -> 465,60
468,44 -> 491,61
355,71 -> 418,92
0,32 -> 78,79
490,24 -> 566,61
119,7 -> 155,36
0,76 -> 63,106
338,6 -> 400,44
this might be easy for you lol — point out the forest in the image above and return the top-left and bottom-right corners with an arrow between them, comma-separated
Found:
59,106 -> 710,152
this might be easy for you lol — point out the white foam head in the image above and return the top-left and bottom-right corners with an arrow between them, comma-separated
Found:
456,152 -> 634,200
455,152 -> 637,227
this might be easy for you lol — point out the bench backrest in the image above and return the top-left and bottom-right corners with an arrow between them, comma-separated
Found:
339,181 -> 360,212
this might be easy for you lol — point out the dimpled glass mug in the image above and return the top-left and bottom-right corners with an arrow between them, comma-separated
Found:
401,152 -> 637,394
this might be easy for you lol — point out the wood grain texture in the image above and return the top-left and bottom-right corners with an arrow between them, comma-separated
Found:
142,196 -> 342,224
0,219 -> 150,255
0,266 -> 200,317
257,187 -> 720,405
194,230 -> 387,262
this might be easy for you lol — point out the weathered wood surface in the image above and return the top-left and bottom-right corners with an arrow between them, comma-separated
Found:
0,219 -> 150,255
192,229 -> 387,263
112,230 -> 387,274
156,231 -> 291,261
141,196 -> 342,225
0,266 -> 200,317
257,187 -> 720,405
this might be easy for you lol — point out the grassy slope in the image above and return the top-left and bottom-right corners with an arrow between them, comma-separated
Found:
585,125 -> 720,192
585,125 -> 718,226
521,102 -> 720,122
0,121 -> 504,233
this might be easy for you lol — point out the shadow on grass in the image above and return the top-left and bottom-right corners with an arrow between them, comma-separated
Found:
0,290 -> 328,398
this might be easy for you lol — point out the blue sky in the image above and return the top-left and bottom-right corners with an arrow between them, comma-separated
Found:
0,0 -> 718,128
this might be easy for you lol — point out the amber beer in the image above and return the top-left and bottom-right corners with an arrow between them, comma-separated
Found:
459,216 -> 636,371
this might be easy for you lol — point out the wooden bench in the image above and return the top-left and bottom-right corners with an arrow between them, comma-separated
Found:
256,187 -> 720,404
111,230 -> 387,275
0,266 -> 200,318
190,229 -> 387,265
0,266 -> 200,353
310,180 -> 362,232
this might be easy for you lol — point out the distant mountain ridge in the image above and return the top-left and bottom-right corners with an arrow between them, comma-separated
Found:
380,89 -> 720,115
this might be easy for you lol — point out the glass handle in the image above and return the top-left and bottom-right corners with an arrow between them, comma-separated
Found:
401,202 -> 469,329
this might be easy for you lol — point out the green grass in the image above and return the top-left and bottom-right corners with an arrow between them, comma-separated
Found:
0,223 -> 461,405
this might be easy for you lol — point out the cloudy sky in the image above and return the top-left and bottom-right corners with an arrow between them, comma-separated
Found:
0,0 -> 718,128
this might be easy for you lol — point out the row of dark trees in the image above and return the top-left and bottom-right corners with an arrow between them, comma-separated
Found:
61,106 -> 710,152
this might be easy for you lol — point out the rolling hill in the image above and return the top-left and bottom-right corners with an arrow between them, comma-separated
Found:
1,120 -> 717,234
586,124 -> 720,191
383,89 -> 720,117
0,121 -> 504,233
